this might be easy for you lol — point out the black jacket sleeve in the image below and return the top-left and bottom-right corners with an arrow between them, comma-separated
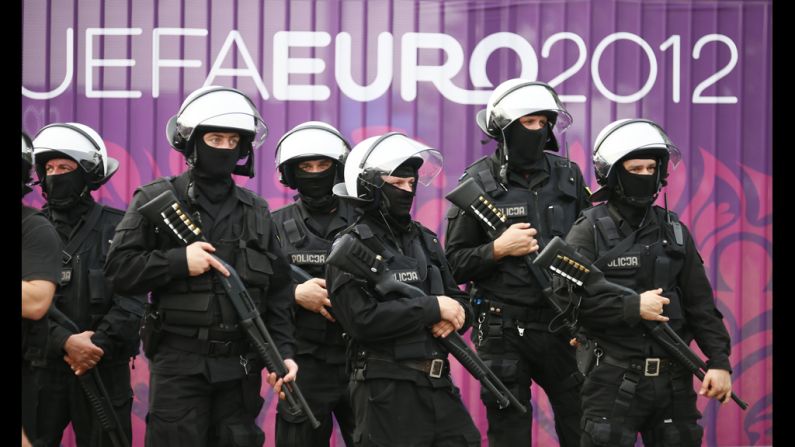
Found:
326,262 -> 442,344
90,293 -> 145,358
444,204 -> 500,284
105,188 -> 190,295
678,225 -> 732,371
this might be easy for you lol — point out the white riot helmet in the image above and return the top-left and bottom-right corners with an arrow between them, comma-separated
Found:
166,86 -> 267,177
333,133 -> 443,205
22,132 -> 34,196
275,121 -> 350,189
590,118 -> 682,201
476,79 -> 572,151
32,122 -> 119,190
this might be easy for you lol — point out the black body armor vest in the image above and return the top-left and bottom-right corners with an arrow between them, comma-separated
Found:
464,154 -> 582,306
581,204 -> 687,340
49,203 -> 137,360
272,200 -> 357,361
140,176 -> 274,341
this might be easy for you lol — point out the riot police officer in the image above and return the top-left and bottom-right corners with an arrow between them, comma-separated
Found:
272,121 -> 357,446
327,133 -> 481,446
21,131 -> 61,447
21,131 -> 60,322
23,122 -> 145,446
104,86 -> 297,446
445,79 -> 589,446
565,118 -> 732,446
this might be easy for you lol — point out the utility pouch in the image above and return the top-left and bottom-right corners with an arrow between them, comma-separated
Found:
141,303 -> 163,359
576,336 -> 601,376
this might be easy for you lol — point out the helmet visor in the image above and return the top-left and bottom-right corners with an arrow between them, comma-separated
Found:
360,135 -> 443,187
177,112 -> 268,148
276,127 -> 349,166
491,83 -> 573,133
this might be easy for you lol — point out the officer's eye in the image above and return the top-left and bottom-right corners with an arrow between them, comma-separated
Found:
230,137 -> 240,146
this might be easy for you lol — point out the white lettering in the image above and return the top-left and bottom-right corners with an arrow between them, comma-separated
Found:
86,28 -> 143,99
273,31 -> 330,101
469,32 -> 538,88
152,28 -> 208,98
19,26 -> 740,106
22,28 -> 74,100
206,31 -> 270,99
335,32 -> 393,101
401,32 -> 489,104
395,271 -> 419,282
607,257 -> 639,268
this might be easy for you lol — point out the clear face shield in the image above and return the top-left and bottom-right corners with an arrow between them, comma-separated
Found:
368,150 -> 443,187
593,121 -> 681,183
177,112 -> 268,148
21,133 -> 34,166
490,83 -> 573,136
339,133 -> 443,201
275,126 -> 349,167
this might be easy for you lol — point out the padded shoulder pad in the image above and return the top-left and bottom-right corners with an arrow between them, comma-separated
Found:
137,176 -> 176,199
240,186 -> 270,211
102,206 -> 126,218
446,204 -> 462,220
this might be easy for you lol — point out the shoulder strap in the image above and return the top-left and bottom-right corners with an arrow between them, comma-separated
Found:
283,218 -> 306,246
352,223 -> 387,258
61,204 -> 104,265
582,206 -> 641,269
465,157 -> 502,196
593,226 -> 641,270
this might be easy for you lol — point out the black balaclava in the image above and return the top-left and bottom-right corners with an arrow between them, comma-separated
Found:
610,161 -> 660,228
192,134 -> 241,203
45,169 -> 89,210
504,119 -> 548,172
293,159 -> 339,213
44,168 -> 93,239
379,162 -> 418,232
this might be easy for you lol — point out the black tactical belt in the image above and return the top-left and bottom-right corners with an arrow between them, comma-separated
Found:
160,333 -> 250,357
161,324 -> 244,342
366,353 -> 450,379
485,300 -> 557,323
601,355 -> 681,377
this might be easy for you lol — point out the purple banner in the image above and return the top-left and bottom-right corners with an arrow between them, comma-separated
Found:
22,1 -> 772,445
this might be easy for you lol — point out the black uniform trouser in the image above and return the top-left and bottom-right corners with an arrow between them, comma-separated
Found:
145,369 -> 264,447
22,361 -> 133,447
275,354 -> 355,447
580,362 -> 702,447
476,325 -> 583,447
350,377 -> 481,446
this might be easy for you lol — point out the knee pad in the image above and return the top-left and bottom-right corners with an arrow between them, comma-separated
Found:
583,418 -> 636,447
478,358 -> 527,408
276,400 -> 309,424
649,421 -> 703,447
217,423 -> 265,447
